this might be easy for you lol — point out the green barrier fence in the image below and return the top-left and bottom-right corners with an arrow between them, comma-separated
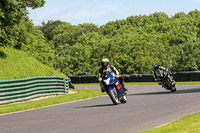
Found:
0,76 -> 69,104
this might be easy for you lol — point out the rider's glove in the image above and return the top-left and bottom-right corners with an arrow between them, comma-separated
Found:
164,72 -> 168,79
115,74 -> 120,78
98,78 -> 102,82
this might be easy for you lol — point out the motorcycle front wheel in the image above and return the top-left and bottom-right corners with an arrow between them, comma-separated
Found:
107,88 -> 119,105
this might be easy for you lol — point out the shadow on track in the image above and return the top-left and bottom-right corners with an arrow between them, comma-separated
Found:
129,91 -> 171,96
130,87 -> 200,96
76,103 -> 115,108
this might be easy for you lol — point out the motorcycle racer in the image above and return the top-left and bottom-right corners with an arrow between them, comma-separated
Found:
98,58 -> 128,92
152,63 -> 175,86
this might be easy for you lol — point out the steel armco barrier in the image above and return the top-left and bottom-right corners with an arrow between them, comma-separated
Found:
0,76 -> 69,104
70,71 -> 200,83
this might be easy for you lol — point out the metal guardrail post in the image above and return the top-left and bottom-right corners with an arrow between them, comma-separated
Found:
64,76 -> 69,94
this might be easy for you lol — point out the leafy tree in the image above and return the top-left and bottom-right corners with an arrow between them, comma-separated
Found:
40,20 -> 65,41
38,9 -> 200,75
173,41 -> 200,71
0,0 -> 45,47
13,17 -> 54,66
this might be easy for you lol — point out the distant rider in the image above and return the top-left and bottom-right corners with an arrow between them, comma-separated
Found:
98,58 -> 128,92
152,63 -> 175,85
69,78 -> 75,89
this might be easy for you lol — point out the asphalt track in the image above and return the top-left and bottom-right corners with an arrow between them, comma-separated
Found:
0,84 -> 200,133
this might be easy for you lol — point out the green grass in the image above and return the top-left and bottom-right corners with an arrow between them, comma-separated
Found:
0,47 -> 63,80
176,81 -> 200,85
139,112 -> 200,133
0,89 -> 106,115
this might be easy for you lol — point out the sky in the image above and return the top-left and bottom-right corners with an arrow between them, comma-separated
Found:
28,0 -> 200,26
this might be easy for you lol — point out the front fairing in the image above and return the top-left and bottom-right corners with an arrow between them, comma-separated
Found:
101,72 -> 123,100
102,73 -> 117,86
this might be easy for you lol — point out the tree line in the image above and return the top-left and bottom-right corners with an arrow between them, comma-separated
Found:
1,0 -> 200,76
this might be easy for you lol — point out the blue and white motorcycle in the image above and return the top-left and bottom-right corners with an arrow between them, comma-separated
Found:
100,71 -> 127,105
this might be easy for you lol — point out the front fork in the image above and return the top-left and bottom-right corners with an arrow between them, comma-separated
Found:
166,75 -> 175,86
163,72 -> 175,85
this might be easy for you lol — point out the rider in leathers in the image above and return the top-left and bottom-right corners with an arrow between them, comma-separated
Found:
98,58 -> 128,92
152,63 -> 175,85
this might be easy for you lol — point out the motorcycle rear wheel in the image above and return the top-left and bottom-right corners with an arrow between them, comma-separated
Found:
120,94 -> 127,103
165,80 -> 176,92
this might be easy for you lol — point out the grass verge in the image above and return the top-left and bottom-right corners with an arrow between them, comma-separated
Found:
0,47 -> 63,80
0,89 -> 106,115
139,112 -> 200,133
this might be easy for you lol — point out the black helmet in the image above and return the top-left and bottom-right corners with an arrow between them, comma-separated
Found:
102,58 -> 109,68
153,63 -> 159,69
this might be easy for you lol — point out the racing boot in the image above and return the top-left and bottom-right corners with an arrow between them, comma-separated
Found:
100,84 -> 105,92
123,86 -> 128,91
101,87 -> 105,92
118,77 -> 128,92
122,84 -> 128,94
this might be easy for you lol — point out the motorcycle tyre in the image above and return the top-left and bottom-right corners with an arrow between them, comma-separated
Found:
107,88 -> 119,105
165,80 -> 176,92
120,94 -> 127,104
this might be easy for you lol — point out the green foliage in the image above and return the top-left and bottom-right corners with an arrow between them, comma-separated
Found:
40,21 -> 98,75
0,0 -> 52,71
2,4 -> 200,77
0,47 -> 62,80
0,0 -> 45,47
38,10 -> 200,75
40,20 -> 65,41
0,0 -> 45,27
20,19 -> 54,66
173,41 -> 200,71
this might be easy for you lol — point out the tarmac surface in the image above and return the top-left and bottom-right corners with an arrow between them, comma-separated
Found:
0,84 -> 200,133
